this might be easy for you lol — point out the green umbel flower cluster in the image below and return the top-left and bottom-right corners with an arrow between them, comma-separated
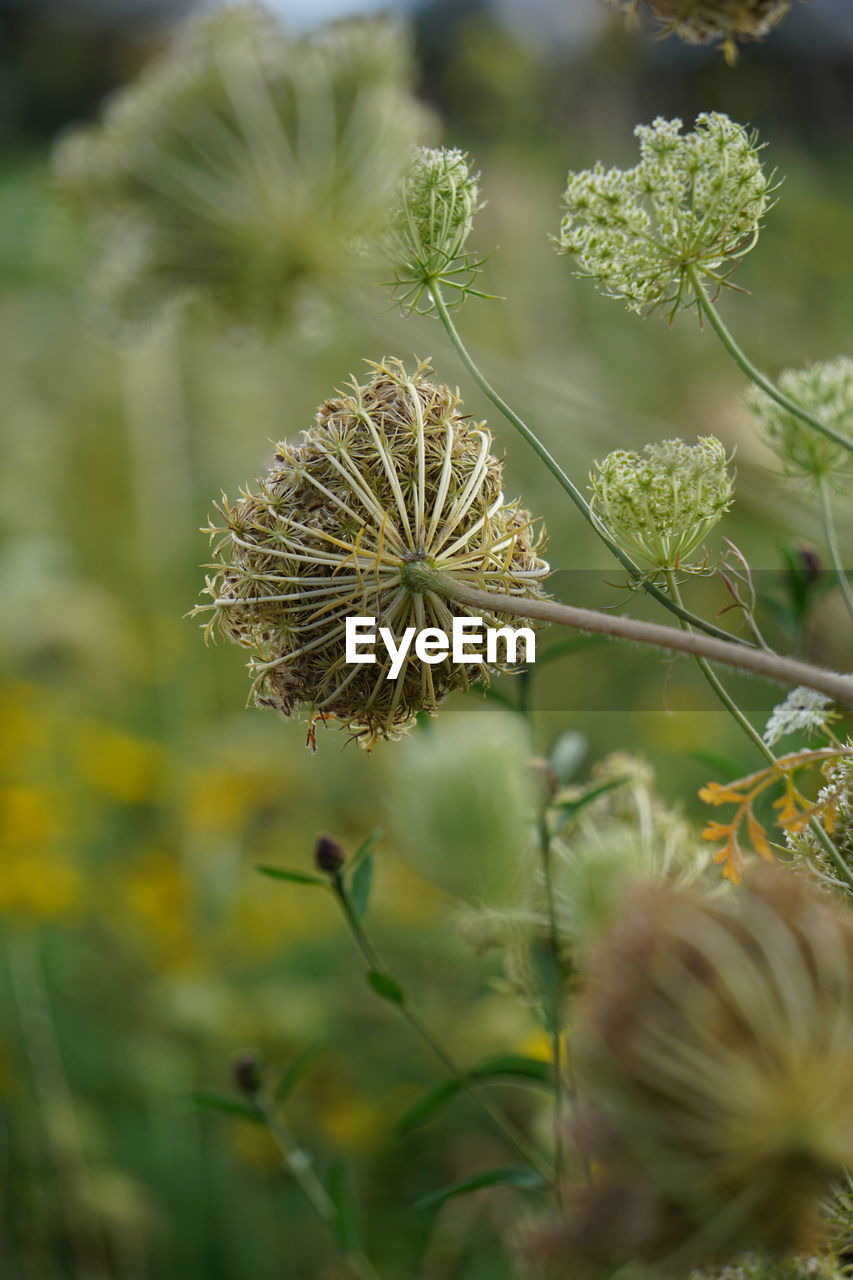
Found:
789,748 -> 853,892
387,146 -> 482,314
614,1 -> 794,63
747,357 -> 853,486
558,113 -> 773,318
195,360 -> 549,750
589,436 -> 734,570
55,4 -> 427,331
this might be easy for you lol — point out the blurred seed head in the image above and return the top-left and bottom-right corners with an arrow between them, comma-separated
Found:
614,2 -> 794,63
54,3 -> 428,333
386,709 -> 536,903
558,113 -> 773,319
747,359 -> 853,489
564,869 -> 853,1268
194,359 -> 549,749
386,146 -> 482,315
589,437 -> 734,571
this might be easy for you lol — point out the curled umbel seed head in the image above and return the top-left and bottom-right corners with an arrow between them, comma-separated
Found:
747,357 -> 853,488
613,1 -> 795,63
387,146 -> 482,315
195,359 -> 549,749
589,437 -> 734,571
54,3 -> 426,332
559,870 -> 853,1269
558,113 -> 773,319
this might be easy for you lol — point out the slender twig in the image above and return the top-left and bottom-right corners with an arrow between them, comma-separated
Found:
414,567 -> 853,706
536,811 -> 565,1205
330,874 -> 552,1182
688,267 -> 853,455
429,286 -> 744,644
817,475 -> 853,620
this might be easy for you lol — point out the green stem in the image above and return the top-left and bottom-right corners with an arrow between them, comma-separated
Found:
665,572 -> 853,892
330,877 -> 552,1182
688,267 -> 853,456
817,475 -> 853,620
429,286 -> 743,645
536,812 -> 565,1205
255,1099 -> 381,1280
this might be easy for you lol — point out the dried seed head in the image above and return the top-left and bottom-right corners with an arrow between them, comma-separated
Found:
747,358 -> 853,488
387,146 -> 482,314
54,3 -> 427,332
568,869 -> 853,1266
558,113 -> 773,319
194,359 -> 549,749
613,1 -> 794,63
589,437 -> 734,570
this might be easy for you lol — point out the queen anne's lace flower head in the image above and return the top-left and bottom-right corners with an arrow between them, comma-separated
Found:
613,1 -> 795,63
763,685 -> 836,747
557,113 -> 773,319
55,3 -> 427,331
387,146 -> 482,314
747,358 -> 853,487
194,359 -> 549,749
788,746 -> 853,892
589,436 -> 734,570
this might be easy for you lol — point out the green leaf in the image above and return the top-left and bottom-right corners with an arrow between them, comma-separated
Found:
366,971 -> 405,1005
530,938 -> 564,1035
326,1160 -> 362,1254
552,776 -> 628,831
350,828 -> 381,872
416,1164 -> 546,1211
275,1042 -> 325,1104
534,635 -> 607,669
396,1054 -> 553,1133
350,854 -> 374,923
254,865 -> 327,887
193,1090 -> 264,1125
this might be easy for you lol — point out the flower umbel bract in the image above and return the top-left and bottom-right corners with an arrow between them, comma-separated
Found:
589,437 -> 734,572
55,3 -> 427,332
558,113 -> 773,319
194,359 -> 549,749
386,146 -> 483,315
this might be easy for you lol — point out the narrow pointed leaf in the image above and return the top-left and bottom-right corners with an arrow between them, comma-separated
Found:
193,1090 -> 264,1125
326,1160 -> 362,1254
367,971 -> 405,1005
255,865 -> 327,887
350,854 -> 374,922
416,1164 -> 546,1211
275,1042 -> 325,1104
396,1054 -> 553,1133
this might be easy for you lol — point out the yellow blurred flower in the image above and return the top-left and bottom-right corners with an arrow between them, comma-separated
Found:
77,722 -> 163,805
0,849 -> 85,922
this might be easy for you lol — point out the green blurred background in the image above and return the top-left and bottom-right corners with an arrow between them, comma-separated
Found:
1,1 -> 852,1275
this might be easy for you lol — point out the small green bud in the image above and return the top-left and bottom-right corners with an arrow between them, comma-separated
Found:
232,1050 -> 264,1097
558,113 -> 773,319
747,357 -> 853,487
589,436 -> 734,571
387,146 -> 482,315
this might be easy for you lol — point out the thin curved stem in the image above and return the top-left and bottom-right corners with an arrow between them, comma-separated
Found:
536,811 -> 565,1205
416,567 -> 853,706
331,876 -> 552,1182
817,475 -> 853,621
429,286 -> 744,645
688,267 -> 853,455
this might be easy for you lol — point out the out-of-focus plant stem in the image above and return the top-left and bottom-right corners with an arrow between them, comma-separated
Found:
329,874 -> 553,1183
817,475 -> 853,620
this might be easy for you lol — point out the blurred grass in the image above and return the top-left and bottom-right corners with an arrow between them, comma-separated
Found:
1,7 -> 852,1274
